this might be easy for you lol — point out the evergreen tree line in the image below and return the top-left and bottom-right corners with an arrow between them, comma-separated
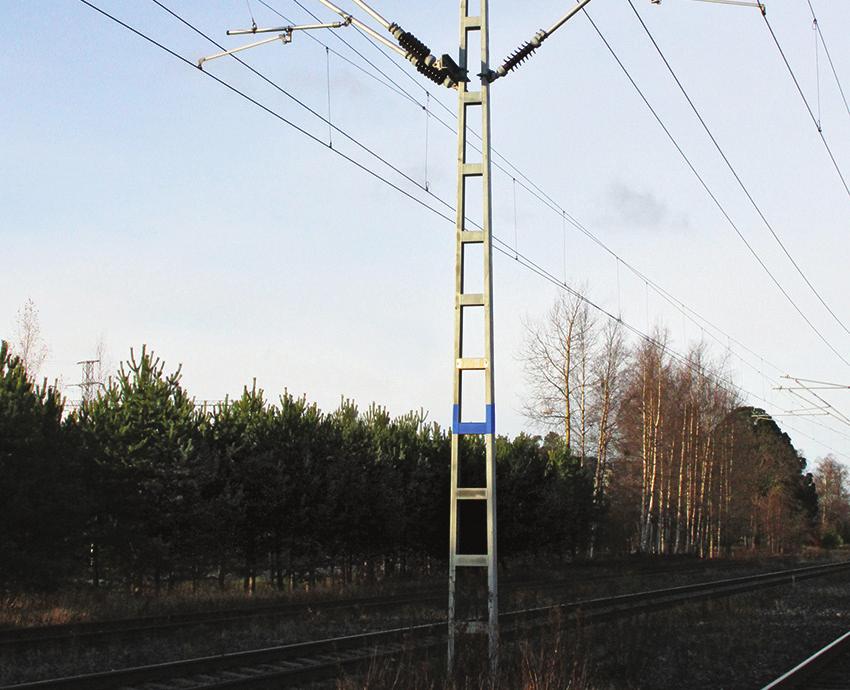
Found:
0,342 -> 597,593
1,325 -> 823,594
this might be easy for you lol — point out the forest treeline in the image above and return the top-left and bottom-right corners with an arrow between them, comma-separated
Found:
0,312 -> 839,593
0,341 -> 595,593
522,294 -> 823,559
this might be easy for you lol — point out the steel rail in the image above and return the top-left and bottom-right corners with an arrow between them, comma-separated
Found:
0,590 -> 444,649
4,560 -> 848,690
0,558 -> 765,650
761,629 -> 850,689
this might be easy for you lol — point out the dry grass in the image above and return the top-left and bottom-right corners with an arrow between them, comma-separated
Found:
565,571 -> 850,689
336,613 -> 600,690
0,576 -> 444,630
337,567 -> 850,689
0,596 -> 447,686
1,554 -> 840,687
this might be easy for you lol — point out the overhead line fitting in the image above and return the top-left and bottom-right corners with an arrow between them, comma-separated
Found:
654,0 -> 765,11
492,30 -> 546,80
197,19 -> 350,68
487,0 -> 768,83
389,22 -> 467,88
317,0 -> 467,88
486,0 -> 594,82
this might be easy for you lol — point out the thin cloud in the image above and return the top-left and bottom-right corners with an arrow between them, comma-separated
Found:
604,181 -> 689,230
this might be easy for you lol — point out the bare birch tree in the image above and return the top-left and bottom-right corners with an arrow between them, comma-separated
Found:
521,291 -> 587,450
592,318 -> 625,498
814,455 -> 850,539
13,298 -> 48,378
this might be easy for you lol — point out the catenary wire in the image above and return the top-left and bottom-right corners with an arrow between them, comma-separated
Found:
268,0 -> 590,223
583,6 -> 850,370
284,0 -> 797,390
164,0 -> 779,391
187,0 -> 782,387
279,1 -> 850,450
83,0 -> 456,231
131,1 -> 830,432
77,0 -> 847,458
277,0 -> 834,397
174,0 -> 850,394
150,0 -> 461,220
260,0 -> 793,384
131,2 -> 800,415
805,0 -> 850,121
761,10 -> 850,199
626,0 -> 850,342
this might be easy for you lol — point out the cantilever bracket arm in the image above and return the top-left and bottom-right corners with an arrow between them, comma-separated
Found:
226,20 -> 350,37
685,0 -> 766,12
197,19 -> 351,69
198,32 -> 292,68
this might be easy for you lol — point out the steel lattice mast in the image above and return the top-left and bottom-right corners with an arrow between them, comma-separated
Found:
448,0 -> 498,673
199,0 -> 760,677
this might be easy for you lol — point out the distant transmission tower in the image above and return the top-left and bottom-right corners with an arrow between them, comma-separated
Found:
75,359 -> 103,404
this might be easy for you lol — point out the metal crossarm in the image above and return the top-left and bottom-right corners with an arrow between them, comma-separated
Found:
448,0 -> 498,676
197,20 -> 350,68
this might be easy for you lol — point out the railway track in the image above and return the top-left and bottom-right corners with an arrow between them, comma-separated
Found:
0,589 -> 444,650
762,629 -> 850,689
0,557 -> 758,650
5,560 -> 848,690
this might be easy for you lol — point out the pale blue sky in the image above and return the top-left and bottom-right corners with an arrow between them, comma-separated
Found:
2,0 -> 850,466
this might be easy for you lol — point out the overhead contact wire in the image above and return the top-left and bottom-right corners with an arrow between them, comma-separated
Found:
805,0 -> 850,121
79,0 -> 847,455
81,0 -> 455,231
626,0 -> 850,341
586,6 -> 850,369
166,0 -> 807,408
761,11 -> 850,199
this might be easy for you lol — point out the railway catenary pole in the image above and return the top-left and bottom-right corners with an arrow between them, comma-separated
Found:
448,0 -> 498,673
203,0 -> 765,677
444,0 -> 760,673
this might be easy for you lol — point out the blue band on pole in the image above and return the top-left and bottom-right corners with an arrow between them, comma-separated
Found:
452,404 -> 495,435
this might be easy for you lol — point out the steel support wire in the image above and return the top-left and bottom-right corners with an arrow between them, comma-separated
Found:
805,0 -> 850,121
150,0 -> 458,222
488,0 -> 595,81
625,0 -> 850,343
275,2 -> 847,448
78,0 -> 848,461
267,0 -> 793,394
583,7 -> 850,369
761,11 -> 850,199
